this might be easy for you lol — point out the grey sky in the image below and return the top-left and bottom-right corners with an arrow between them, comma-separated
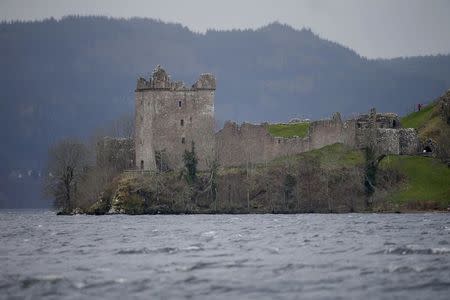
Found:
1,0 -> 450,58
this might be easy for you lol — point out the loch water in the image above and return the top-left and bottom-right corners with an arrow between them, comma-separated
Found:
1,210 -> 449,299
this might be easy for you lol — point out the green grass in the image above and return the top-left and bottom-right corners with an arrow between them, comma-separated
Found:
220,143 -> 364,174
267,122 -> 310,138
380,155 -> 450,206
271,143 -> 364,169
401,100 -> 449,147
401,103 -> 436,129
301,143 -> 364,168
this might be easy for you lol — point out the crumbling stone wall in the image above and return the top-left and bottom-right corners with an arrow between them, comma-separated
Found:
356,127 -> 419,156
135,66 -> 215,171
356,108 -> 401,129
216,113 -> 359,167
373,129 -> 400,155
215,122 -> 311,167
309,113 -> 357,149
439,90 -> 450,125
132,66 -> 420,170
399,128 -> 420,155
216,110 -> 419,167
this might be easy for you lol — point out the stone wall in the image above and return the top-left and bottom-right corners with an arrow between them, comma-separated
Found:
356,108 -> 401,129
309,113 -> 357,149
373,129 -> 400,155
439,90 -> 450,125
216,114 -> 359,167
135,66 -> 215,171
132,66 -> 420,170
215,122 -> 311,167
216,111 -> 419,167
399,128 -> 420,155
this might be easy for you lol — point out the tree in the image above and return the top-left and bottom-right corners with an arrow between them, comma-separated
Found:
45,138 -> 89,212
183,141 -> 198,184
296,157 -> 321,212
207,159 -> 219,210
283,173 -> 296,211
364,146 -> 386,208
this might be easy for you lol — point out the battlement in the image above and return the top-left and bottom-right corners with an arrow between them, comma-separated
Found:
355,108 -> 401,129
192,73 -> 216,90
136,65 -> 216,91
132,65 -> 420,172
135,66 -> 216,171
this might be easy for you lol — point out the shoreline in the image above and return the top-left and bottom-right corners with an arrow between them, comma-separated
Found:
56,208 -> 450,216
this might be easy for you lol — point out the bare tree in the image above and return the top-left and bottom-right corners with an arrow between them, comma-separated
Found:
90,112 -> 134,146
76,166 -> 114,210
296,157 -> 321,212
45,138 -> 89,212
109,113 -> 134,138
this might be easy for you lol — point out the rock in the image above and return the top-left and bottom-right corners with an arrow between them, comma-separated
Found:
109,177 -> 146,214
72,207 -> 84,215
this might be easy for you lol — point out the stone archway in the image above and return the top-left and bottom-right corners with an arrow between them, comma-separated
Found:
421,139 -> 437,156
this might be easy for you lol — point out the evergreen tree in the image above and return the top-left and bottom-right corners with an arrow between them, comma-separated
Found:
183,141 -> 198,184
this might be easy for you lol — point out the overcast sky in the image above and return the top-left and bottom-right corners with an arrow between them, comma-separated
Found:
1,0 -> 450,58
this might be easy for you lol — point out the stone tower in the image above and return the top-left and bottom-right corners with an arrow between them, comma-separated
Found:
135,66 -> 216,171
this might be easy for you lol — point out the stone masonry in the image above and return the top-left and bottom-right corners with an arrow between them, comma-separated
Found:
216,109 -> 419,167
100,66 -> 420,171
135,66 -> 215,171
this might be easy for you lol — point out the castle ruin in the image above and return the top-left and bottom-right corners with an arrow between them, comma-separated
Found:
100,66 -> 421,171
135,65 -> 216,171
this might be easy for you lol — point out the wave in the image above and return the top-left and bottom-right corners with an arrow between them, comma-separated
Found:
116,243 -> 207,255
116,247 -> 178,255
373,246 -> 450,255
21,275 -> 65,288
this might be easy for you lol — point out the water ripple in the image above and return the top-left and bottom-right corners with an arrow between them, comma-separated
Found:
1,211 -> 449,299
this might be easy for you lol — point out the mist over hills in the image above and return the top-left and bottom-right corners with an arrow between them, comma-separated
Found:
1,16 -> 449,207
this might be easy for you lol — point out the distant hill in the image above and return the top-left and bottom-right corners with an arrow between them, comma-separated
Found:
1,16 -> 449,207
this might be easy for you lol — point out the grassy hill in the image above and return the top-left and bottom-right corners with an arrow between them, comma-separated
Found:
401,94 -> 450,159
380,155 -> 450,209
400,101 -> 445,143
267,122 -> 310,138
271,143 -> 363,168
388,99 -> 450,209
276,143 -> 449,210
401,102 -> 437,129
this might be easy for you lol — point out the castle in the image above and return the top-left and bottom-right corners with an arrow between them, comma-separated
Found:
135,65 -> 216,171
100,66 -> 421,172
